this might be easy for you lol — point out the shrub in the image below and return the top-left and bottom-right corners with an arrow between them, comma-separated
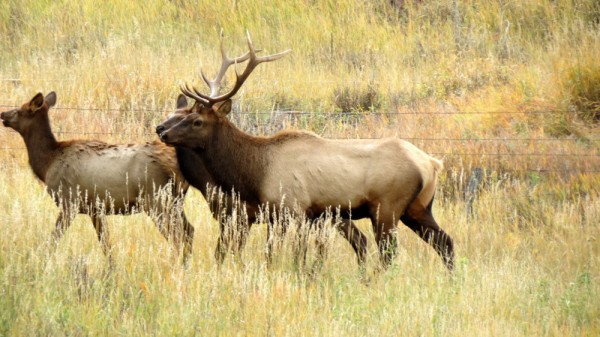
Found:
333,84 -> 382,112
566,62 -> 600,123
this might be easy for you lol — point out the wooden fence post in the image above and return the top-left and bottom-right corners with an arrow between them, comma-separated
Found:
465,167 -> 483,220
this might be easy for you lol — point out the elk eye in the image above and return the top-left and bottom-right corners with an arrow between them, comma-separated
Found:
193,119 -> 203,127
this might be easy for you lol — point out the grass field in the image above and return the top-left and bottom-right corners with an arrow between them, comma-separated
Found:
1,0 -> 599,336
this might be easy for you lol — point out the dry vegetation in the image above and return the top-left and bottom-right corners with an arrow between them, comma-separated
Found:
0,0 -> 599,336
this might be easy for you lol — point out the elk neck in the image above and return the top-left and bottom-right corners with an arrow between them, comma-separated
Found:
20,112 -> 60,182
175,146 -> 215,194
197,120 -> 269,205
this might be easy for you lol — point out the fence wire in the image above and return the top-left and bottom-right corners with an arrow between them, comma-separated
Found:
0,104 -> 587,116
1,104 -> 598,175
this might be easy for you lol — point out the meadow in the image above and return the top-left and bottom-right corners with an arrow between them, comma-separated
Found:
1,0 -> 599,336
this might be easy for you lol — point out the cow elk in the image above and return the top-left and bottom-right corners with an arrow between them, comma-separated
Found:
1,92 -> 194,264
158,32 -> 453,272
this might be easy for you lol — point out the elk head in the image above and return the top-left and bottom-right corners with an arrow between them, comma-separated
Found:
158,31 -> 290,149
155,94 -> 191,136
159,99 -> 232,149
1,92 -> 57,134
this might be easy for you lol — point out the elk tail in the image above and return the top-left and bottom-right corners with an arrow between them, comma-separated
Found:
415,157 -> 443,210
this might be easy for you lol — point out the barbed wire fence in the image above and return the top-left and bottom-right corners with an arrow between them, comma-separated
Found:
1,103 -> 598,173
1,103 -> 598,219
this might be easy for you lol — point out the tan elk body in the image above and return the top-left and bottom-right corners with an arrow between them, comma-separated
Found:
1,92 -> 194,263
158,33 -> 453,271
262,134 -> 442,216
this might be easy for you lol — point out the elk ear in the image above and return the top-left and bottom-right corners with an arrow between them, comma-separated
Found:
176,94 -> 188,109
29,92 -> 45,112
213,99 -> 232,117
45,92 -> 57,108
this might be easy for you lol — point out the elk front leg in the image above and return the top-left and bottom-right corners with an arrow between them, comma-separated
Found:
49,205 -> 75,250
51,209 -> 74,241
180,210 -> 195,266
214,219 -> 231,264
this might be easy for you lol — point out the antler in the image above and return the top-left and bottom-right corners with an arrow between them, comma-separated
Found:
202,30 -> 256,97
181,30 -> 291,106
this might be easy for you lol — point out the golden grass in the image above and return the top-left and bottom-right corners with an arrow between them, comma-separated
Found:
1,0 -> 599,336
1,159 -> 598,336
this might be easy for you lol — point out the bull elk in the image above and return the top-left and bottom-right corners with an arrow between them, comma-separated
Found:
158,32 -> 454,271
156,33 -> 368,265
1,92 -> 194,264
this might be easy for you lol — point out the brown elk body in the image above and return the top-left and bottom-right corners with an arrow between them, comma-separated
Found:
1,92 -> 194,263
158,33 -> 453,271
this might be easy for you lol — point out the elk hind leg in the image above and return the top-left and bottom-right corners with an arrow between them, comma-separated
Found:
152,208 -> 192,265
371,211 -> 399,270
336,219 -> 368,267
168,201 -> 195,265
401,205 -> 454,271
91,213 -> 113,266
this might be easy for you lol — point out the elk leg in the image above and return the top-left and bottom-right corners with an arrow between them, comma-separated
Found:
167,200 -> 195,265
335,219 -> 368,267
153,213 -> 182,264
91,214 -> 113,265
265,220 -> 277,267
293,226 -> 309,270
309,221 -> 330,276
371,211 -> 399,269
231,220 -> 253,264
50,207 -> 75,244
266,216 -> 288,267
400,211 -> 454,271
180,211 -> 195,266
214,218 -> 239,264
214,224 -> 229,264
229,201 -> 254,264
215,219 -> 251,265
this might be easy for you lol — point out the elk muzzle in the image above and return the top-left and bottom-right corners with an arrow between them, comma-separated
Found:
159,131 -> 171,143
1,110 -> 14,127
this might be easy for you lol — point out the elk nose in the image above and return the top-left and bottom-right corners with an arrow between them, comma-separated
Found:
155,125 -> 165,135
159,132 -> 169,142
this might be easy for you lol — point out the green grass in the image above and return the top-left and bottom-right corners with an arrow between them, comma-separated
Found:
1,0 -> 599,336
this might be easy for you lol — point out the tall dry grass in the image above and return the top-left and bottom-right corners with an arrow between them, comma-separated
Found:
1,0 -> 599,336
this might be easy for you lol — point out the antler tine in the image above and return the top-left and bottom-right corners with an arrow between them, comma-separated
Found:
180,83 -> 210,105
191,31 -> 291,106
245,30 -> 292,64
201,30 -> 258,97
